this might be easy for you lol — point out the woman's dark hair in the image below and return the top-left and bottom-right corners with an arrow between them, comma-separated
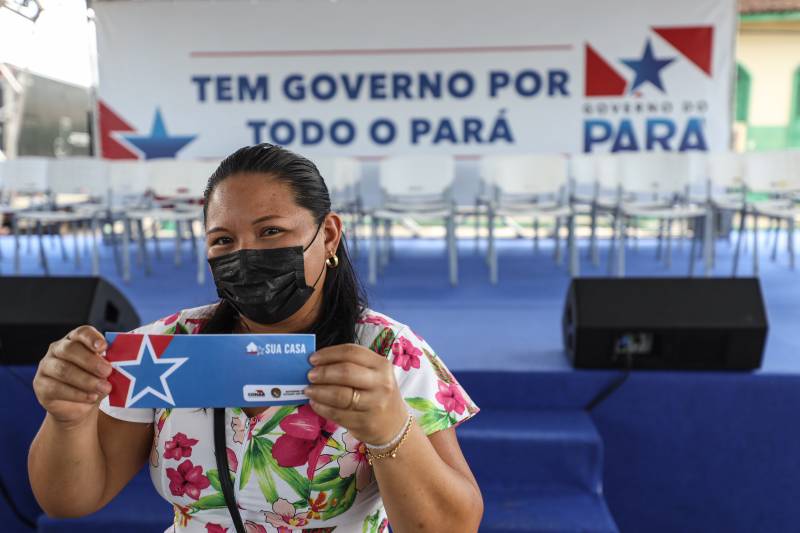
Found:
200,143 -> 367,348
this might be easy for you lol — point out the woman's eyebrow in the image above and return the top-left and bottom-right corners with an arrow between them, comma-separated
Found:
206,226 -> 228,235
251,215 -> 283,225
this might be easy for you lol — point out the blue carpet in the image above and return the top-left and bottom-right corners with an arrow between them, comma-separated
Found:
2,232 -> 800,532
1,232 -> 798,374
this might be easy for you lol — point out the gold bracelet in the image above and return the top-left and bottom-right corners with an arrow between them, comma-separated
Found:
366,414 -> 414,465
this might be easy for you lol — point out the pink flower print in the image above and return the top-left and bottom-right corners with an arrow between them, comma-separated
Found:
226,447 -> 238,472
391,336 -> 422,372
244,522 -> 267,533
164,432 -> 198,461
185,317 -> 208,334
231,416 -> 246,444
263,498 -> 310,529
378,519 -> 389,532
435,381 -> 467,415
205,524 -> 228,533
337,431 -> 372,491
166,460 -> 211,500
272,404 -> 338,479
162,312 -> 180,326
359,314 -> 393,327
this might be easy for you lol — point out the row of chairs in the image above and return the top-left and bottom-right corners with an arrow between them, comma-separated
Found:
1,151 -> 798,285
371,150 -> 800,284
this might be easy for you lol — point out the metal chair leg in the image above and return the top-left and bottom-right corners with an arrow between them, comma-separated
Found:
448,214 -> 458,286
152,219 -> 162,260
123,217 -> 132,282
196,231 -> 206,285
137,219 -> 152,275
36,221 -> 49,276
665,219 -> 673,270
568,213 -> 579,277
615,214 -> 626,277
752,214 -> 759,276
689,224 -> 698,277
488,207 -> 497,284
72,222 -> 81,270
368,216 -> 378,285
91,216 -> 100,276
554,217 -> 563,265
703,209 -> 714,277
732,208 -> 746,277
656,220 -> 664,260
769,218 -> 779,262
174,220 -> 183,266
788,218 -> 795,270
588,202 -> 598,265
12,216 -> 20,274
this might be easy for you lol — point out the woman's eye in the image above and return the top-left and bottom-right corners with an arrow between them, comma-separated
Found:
211,236 -> 233,246
261,227 -> 282,237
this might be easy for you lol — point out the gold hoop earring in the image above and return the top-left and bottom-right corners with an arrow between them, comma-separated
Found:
326,254 -> 339,268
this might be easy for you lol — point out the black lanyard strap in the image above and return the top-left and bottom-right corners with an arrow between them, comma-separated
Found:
213,408 -> 246,533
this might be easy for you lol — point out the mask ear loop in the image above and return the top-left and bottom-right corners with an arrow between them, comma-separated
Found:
303,220 -> 325,252
304,219 -> 328,289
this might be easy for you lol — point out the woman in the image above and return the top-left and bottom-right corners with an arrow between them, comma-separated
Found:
28,144 -> 483,532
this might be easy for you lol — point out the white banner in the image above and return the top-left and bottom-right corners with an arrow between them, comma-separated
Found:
94,0 -> 736,159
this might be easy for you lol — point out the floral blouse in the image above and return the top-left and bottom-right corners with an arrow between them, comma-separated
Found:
100,305 -> 479,533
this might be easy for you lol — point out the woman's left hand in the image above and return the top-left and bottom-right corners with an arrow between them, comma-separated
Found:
304,343 -> 408,444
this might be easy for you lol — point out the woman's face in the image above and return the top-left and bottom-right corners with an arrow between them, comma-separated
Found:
204,172 -> 342,328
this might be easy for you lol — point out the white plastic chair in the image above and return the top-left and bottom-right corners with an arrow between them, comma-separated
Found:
120,160 -> 216,284
610,152 -> 709,277
570,153 -> 620,267
482,154 -> 576,283
17,157 -> 111,275
371,156 -> 457,285
2,157 -> 52,274
314,157 -> 363,258
733,150 -> 800,274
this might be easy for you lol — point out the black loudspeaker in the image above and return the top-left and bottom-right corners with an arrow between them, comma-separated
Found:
0,277 -> 140,365
562,278 -> 768,370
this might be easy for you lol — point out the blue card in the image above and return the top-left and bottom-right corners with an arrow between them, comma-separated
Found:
104,332 -> 315,408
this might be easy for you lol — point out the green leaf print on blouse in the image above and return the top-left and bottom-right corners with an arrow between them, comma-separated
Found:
188,491 -> 227,512
322,475 -> 357,520
369,327 -> 396,357
406,396 -> 457,433
362,508 -> 389,533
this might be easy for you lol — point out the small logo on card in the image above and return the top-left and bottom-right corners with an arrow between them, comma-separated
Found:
243,385 -> 307,402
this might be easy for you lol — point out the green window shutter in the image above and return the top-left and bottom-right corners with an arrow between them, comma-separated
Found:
735,63 -> 751,123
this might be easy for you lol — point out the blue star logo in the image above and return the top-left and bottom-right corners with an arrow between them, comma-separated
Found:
121,108 -> 197,159
621,39 -> 675,94
113,336 -> 188,406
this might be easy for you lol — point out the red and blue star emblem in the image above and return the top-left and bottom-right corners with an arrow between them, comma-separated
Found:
98,102 -> 197,160
106,334 -> 188,407
585,25 -> 714,97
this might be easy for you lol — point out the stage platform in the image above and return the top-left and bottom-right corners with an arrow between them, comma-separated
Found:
1,234 -> 799,532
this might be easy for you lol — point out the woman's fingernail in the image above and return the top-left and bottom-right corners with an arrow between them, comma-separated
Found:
98,363 -> 112,377
309,354 -> 319,364
93,340 -> 103,350
97,381 -> 112,393
307,369 -> 319,381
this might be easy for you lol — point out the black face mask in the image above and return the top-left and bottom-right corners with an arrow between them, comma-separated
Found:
208,223 -> 325,326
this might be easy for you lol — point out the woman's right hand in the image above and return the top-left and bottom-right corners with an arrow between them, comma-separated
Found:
33,326 -> 113,427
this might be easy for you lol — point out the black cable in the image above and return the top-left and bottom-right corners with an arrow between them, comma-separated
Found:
584,353 -> 633,412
